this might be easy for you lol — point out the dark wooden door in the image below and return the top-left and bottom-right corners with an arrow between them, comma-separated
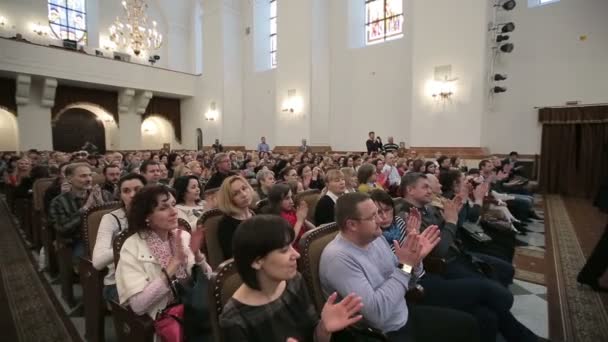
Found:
52,108 -> 106,153
196,128 -> 203,151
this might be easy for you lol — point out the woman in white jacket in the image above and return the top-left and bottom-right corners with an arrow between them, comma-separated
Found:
92,173 -> 146,301
115,185 -> 211,319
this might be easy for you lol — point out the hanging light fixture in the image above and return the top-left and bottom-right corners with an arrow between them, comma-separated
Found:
109,0 -> 162,56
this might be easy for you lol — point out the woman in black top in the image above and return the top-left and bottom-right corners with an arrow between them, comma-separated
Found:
216,175 -> 255,259
220,215 -> 363,342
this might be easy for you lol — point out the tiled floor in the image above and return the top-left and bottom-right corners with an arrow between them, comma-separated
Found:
510,279 -> 549,339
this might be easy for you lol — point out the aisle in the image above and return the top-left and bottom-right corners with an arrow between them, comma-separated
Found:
0,199 -> 80,342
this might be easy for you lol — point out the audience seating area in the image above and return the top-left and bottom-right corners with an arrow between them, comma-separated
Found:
0,147 -> 546,342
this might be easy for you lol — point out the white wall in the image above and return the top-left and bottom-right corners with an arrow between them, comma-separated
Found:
483,0 -> 608,154
16,78 -> 53,150
410,0 -> 488,148
329,0 -> 412,151
141,116 -> 175,150
0,108 -> 19,151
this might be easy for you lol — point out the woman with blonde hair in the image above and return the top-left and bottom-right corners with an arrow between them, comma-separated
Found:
340,167 -> 357,193
168,164 -> 192,187
216,175 -> 255,259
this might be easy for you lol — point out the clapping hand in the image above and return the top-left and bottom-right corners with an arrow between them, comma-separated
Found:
320,292 -> 363,333
405,208 -> 421,235
473,182 -> 489,203
393,233 -> 423,266
189,228 -> 205,255
296,201 -> 308,223
442,196 -> 463,224
417,225 -> 441,258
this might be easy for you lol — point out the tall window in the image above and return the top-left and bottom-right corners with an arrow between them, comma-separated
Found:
48,0 -> 87,43
270,0 -> 277,68
365,0 -> 403,45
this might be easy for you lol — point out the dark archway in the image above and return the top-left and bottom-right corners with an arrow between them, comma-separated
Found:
196,128 -> 203,151
52,108 -> 106,153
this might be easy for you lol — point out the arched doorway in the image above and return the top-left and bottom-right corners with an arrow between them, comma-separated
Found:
0,108 -> 19,151
52,108 -> 106,153
196,128 -> 203,151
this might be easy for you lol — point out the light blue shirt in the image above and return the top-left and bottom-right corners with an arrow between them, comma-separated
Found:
319,233 -> 410,333
257,142 -> 270,152
382,164 -> 401,186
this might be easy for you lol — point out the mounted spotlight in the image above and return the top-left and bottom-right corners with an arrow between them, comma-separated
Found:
499,43 -> 514,53
501,22 -> 515,33
496,34 -> 510,43
494,74 -> 508,81
493,86 -> 507,93
496,0 -> 517,11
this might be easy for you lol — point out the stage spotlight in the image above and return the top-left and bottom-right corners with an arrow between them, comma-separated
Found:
501,22 -> 515,33
501,0 -> 516,11
494,74 -> 508,81
493,86 -> 507,93
496,34 -> 510,43
500,43 -> 514,53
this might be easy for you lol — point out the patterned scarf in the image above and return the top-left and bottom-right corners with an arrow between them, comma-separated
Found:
145,230 -> 188,280
382,221 -> 401,245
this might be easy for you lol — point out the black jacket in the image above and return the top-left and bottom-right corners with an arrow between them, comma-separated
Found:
314,195 -> 336,226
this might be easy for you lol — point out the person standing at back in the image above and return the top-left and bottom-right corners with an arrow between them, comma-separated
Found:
257,136 -> 271,153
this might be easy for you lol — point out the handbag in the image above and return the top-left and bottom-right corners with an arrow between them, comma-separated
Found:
154,281 -> 185,342
461,221 -> 492,244
175,264 -> 212,342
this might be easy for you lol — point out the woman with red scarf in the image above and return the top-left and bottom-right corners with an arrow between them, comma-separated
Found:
264,183 -> 314,250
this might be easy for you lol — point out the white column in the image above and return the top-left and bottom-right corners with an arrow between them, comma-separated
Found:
17,78 -> 53,150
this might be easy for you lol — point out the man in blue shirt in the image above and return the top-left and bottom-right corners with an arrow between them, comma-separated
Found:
319,192 -> 479,342
257,136 -> 270,153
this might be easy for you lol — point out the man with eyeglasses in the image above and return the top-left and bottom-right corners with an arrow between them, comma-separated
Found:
319,192 -> 479,342
205,152 -> 235,191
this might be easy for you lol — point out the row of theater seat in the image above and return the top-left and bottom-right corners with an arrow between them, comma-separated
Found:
7,178 -> 439,342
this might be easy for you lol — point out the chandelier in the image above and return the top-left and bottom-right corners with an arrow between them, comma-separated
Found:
109,0 -> 162,56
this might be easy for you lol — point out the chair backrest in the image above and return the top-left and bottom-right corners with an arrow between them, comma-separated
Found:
296,189 -> 321,225
113,230 -> 135,267
32,177 -> 55,212
82,201 -> 122,257
177,218 -> 192,233
209,259 -> 243,342
198,208 -> 225,269
297,222 -> 339,312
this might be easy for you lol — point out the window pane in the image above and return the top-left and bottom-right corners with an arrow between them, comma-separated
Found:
270,1 -> 277,18
270,17 -> 277,35
366,21 -> 385,44
366,0 -> 385,24
270,35 -> 277,52
74,29 -> 86,42
69,10 -> 86,30
67,0 -> 85,12
49,23 -> 62,38
271,52 -> 277,67
48,5 -> 62,24
50,0 -> 67,6
386,0 -> 402,18
385,14 -> 403,37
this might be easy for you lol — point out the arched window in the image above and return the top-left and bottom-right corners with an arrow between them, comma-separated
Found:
48,0 -> 87,43
365,0 -> 403,45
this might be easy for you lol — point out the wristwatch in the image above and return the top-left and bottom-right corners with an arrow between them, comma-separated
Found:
401,263 -> 413,274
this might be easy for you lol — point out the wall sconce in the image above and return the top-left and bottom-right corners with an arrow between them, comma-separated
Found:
0,16 -> 7,28
141,119 -> 158,134
96,113 -> 114,124
282,89 -> 303,114
205,101 -> 218,121
430,76 -> 457,100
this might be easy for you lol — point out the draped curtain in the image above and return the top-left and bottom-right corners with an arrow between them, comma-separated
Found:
539,106 -> 608,198
52,85 -> 119,123
144,97 -> 182,143
0,77 -> 17,114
